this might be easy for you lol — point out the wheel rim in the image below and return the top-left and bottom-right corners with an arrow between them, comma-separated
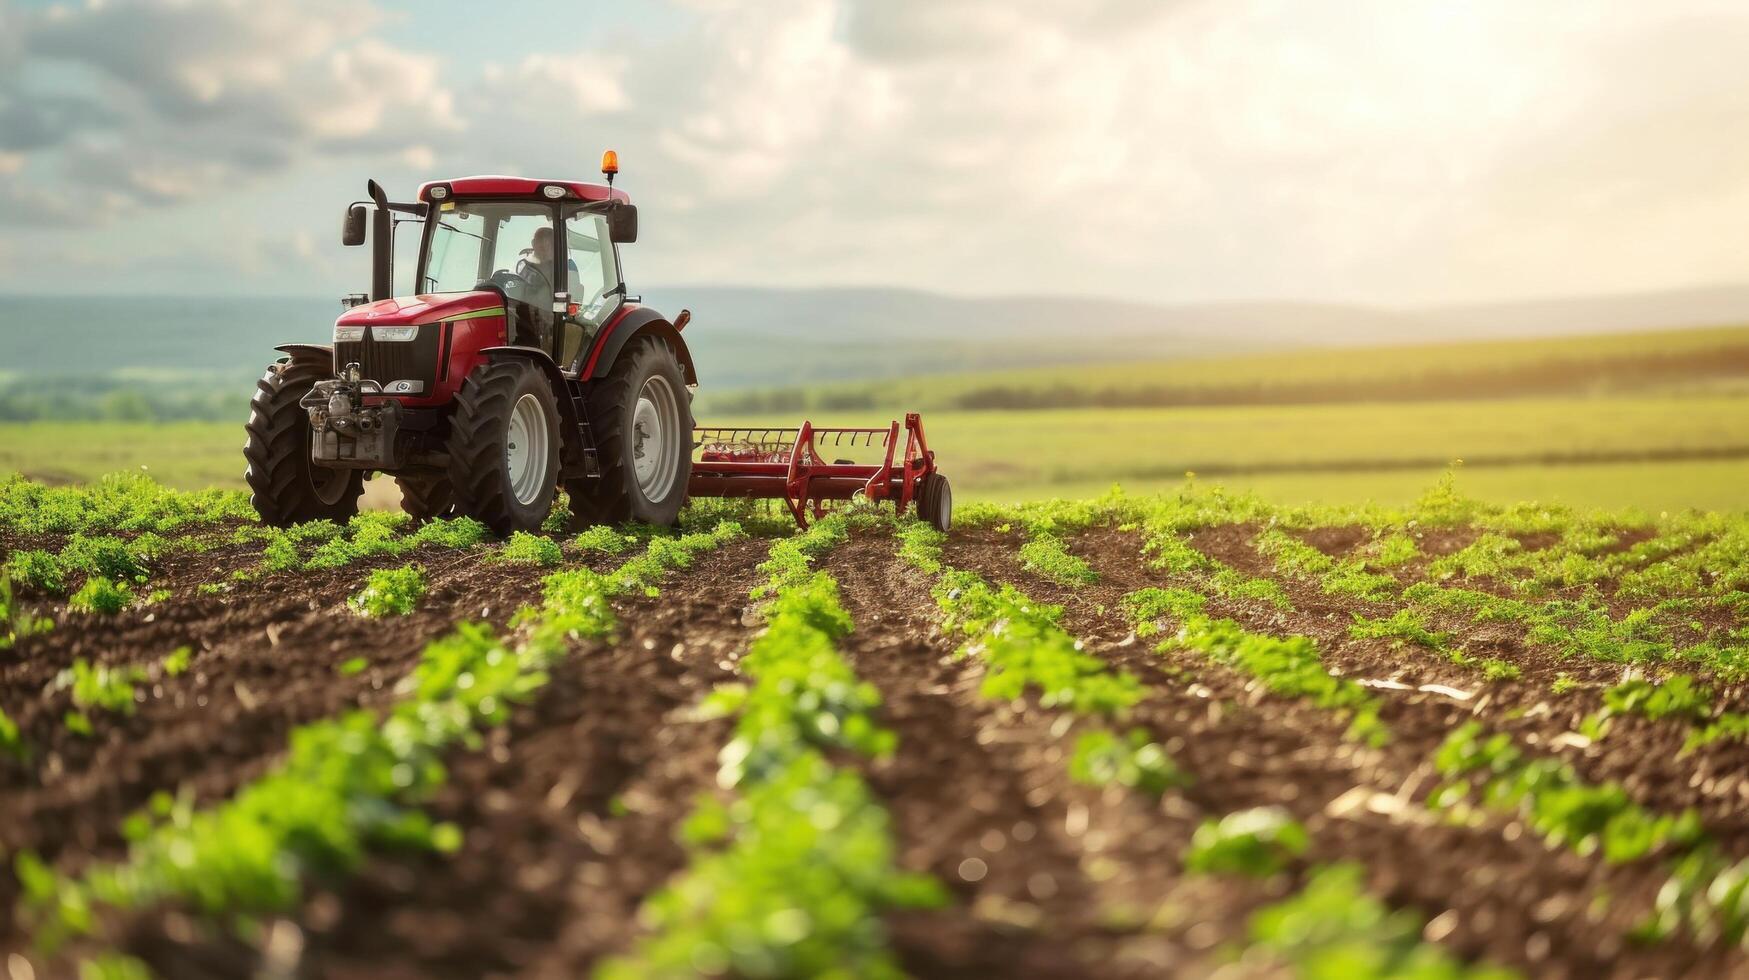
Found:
506,393 -> 551,506
936,481 -> 953,531
632,374 -> 681,502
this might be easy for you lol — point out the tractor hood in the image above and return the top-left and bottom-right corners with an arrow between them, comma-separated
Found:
335,291 -> 503,327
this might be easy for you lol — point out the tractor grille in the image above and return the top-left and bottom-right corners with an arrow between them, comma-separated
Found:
334,326 -> 442,388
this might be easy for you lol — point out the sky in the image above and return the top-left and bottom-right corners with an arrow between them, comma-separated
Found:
0,0 -> 1746,306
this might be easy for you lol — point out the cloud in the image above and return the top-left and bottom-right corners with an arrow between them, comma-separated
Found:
2,0 -> 1746,306
0,0 -> 458,222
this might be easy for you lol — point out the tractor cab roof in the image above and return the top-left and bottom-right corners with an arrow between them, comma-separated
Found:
416,175 -> 630,205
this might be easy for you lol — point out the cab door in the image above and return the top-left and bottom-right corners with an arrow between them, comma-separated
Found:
559,210 -> 621,374
485,212 -> 559,353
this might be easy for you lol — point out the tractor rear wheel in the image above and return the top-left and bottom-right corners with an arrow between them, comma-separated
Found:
568,335 -> 692,528
447,360 -> 560,536
394,473 -> 455,522
917,472 -> 953,533
244,353 -> 363,527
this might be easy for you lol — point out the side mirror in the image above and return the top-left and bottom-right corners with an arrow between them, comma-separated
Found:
342,204 -> 367,247
607,203 -> 638,244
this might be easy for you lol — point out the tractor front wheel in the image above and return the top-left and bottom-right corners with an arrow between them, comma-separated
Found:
568,335 -> 692,528
244,354 -> 363,527
447,360 -> 560,536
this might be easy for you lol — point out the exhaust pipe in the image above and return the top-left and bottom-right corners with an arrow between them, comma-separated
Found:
367,179 -> 392,302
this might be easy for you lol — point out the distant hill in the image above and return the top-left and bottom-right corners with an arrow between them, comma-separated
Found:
1421,284 -> 1749,339
2,283 -> 1746,396
696,324 -> 1749,414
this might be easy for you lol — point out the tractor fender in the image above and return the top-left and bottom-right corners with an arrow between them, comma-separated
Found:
477,346 -> 591,475
273,343 -> 333,364
583,307 -> 698,385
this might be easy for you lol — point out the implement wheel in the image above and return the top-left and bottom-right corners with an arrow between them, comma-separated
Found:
244,353 -> 363,527
568,335 -> 693,528
447,360 -> 560,536
917,472 -> 952,533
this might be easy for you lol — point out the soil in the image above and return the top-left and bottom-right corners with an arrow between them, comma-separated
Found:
3,517 -> 1746,978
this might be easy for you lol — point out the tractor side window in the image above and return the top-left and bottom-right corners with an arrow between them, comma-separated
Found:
564,212 -> 618,325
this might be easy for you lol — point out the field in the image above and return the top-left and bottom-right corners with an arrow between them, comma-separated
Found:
9,385 -> 1749,513
7,320 -> 1749,514
3,473 -> 1749,977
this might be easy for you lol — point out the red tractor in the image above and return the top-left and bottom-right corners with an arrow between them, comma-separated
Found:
245,152 -> 952,534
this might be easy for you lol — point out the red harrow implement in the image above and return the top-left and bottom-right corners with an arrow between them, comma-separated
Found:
690,413 -> 952,530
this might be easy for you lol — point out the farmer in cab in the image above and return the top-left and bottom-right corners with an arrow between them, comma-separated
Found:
517,225 -> 578,295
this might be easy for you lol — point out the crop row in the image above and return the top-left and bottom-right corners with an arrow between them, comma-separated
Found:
12,519 -> 746,974
605,515 -> 941,979
1147,522 -> 1749,953
975,506 -> 1517,975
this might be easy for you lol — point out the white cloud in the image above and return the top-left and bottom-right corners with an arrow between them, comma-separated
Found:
1,0 -> 459,220
2,0 -> 1746,306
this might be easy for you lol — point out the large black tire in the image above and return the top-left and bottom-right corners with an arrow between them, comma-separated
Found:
917,472 -> 952,533
395,473 -> 455,522
447,360 -> 561,536
567,335 -> 693,528
244,354 -> 363,527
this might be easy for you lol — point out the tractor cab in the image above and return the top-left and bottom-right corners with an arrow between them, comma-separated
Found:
335,174 -> 641,397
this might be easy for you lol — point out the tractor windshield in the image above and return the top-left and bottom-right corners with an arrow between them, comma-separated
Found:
420,201 -> 560,297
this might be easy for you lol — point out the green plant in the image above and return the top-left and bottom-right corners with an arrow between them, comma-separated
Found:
494,531 -> 565,566
68,577 -> 133,615
1018,533 -> 1097,586
2,576 -> 54,648
17,520 -> 749,963
1349,609 -> 1448,650
1604,674 -> 1711,722
1366,532 -> 1419,567
608,529 -> 937,978
1185,807 -> 1308,877
349,565 -> 427,618
1068,728 -> 1184,796
1248,863 -> 1518,979
55,659 -> 146,715
1120,587 -> 1206,637
5,549 -> 64,593
1211,569 -> 1294,611
1431,723 -> 1703,863
600,753 -> 944,980
1479,658 -> 1521,682
1176,616 -> 1387,746
161,646 -> 193,677
572,525 -> 634,554
0,707 -> 24,758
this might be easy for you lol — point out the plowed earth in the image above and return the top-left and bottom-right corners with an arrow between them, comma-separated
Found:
3,516 -> 1746,978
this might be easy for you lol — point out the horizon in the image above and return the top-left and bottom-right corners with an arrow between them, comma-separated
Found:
4,279 -> 1749,313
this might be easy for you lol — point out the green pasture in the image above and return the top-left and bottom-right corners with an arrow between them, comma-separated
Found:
6,389 -> 1745,513
699,323 -> 1749,413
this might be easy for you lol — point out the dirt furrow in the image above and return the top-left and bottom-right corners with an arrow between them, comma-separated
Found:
251,537 -> 773,980
1177,523 -> 1749,832
825,533 -> 1275,978
0,553 -> 542,952
945,526 -> 1745,979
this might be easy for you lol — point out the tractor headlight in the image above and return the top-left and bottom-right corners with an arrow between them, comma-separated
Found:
541,184 -> 567,199
372,325 -> 420,342
334,325 -> 365,342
